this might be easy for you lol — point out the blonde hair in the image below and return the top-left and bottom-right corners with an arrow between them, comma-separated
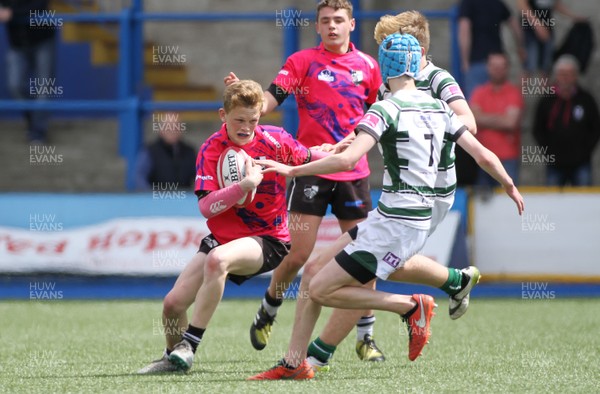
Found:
374,11 -> 430,53
223,80 -> 264,113
316,0 -> 353,20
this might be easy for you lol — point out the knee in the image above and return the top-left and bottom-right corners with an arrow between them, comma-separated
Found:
282,248 -> 311,272
308,277 -> 327,305
163,291 -> 186,317
204,250 -> 227,277
303,258 -> 323,282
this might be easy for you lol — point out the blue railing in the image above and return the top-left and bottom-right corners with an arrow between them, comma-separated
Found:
0,2 -> 460,190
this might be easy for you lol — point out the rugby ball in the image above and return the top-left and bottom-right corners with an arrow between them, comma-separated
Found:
216,146 -> 256,208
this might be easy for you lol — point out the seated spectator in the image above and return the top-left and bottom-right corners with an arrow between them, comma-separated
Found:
135,112 -> 197,191
470,53 -> 524,187
533,55 -> 600,186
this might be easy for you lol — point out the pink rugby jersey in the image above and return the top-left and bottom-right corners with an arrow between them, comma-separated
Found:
195,124 -> 310,244
272,42 -> 381,181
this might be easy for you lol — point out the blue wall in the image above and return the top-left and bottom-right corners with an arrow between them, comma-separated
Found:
8,190 -> 596,300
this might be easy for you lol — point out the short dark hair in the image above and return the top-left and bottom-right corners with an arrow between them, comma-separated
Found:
316,0 -> 353,20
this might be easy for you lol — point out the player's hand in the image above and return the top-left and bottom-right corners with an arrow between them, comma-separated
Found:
333,136 -> 354,154
224,72 -> 240,87
0,7 -> 13,22
311,143 -> 335,152
256,159 -> 294,177
240,157 -> 263,191
504,184 -> 525,216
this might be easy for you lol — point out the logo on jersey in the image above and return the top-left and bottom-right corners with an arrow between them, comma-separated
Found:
448,85 -> 463,96
414,114 -> 439,129
209,200 -> 226,214
317,69 -> 335,83
573,105 -> 584,121
278,69 -> 289,76
383,252 -> 400,268
350,70 -> 364,85
360,113 -> 381,130
195,174 -> 213,181
304,185 -> 319,200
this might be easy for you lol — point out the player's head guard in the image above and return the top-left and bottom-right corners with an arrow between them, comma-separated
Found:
378,33 -> 422,84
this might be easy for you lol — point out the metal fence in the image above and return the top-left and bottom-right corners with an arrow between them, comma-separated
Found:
0,1 -> 460,190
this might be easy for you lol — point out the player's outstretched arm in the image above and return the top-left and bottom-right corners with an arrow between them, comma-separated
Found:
450,99 -> 478,135
259,131 -> 376,178
457,132 -> 525,215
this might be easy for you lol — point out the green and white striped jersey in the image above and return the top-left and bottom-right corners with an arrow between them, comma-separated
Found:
377,62 -> 466,197
357,89 -> 467,229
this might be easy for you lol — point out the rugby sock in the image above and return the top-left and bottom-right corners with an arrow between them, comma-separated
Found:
439,268 -> 463,296
307,337 -> 337,363
356,315 -> 376,341
262,290 -> 283,317
182,325 -> 205,353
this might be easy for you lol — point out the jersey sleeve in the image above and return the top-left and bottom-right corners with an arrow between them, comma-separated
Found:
442,101 -> 468,142
277,128 -> 311,166
355,103 -> 389,142
272,52 -> 305,94
431,69 -> 465,103
194,141 -> 221,194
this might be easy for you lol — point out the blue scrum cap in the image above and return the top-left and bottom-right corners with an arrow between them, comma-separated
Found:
378,33 -> 422,83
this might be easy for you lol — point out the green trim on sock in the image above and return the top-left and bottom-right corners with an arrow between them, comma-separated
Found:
307,337 -> 337,363
439,268 -> 462,296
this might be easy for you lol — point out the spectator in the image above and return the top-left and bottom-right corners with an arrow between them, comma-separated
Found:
134,112 -> 197,191
470,53 -> 524,187
458,0 -> 524,100
533,55 -> 600,186
0,0 -> 56,144
518,0 -> 587,78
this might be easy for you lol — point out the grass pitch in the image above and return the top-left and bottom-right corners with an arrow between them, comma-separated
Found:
1,298 -> 598,393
